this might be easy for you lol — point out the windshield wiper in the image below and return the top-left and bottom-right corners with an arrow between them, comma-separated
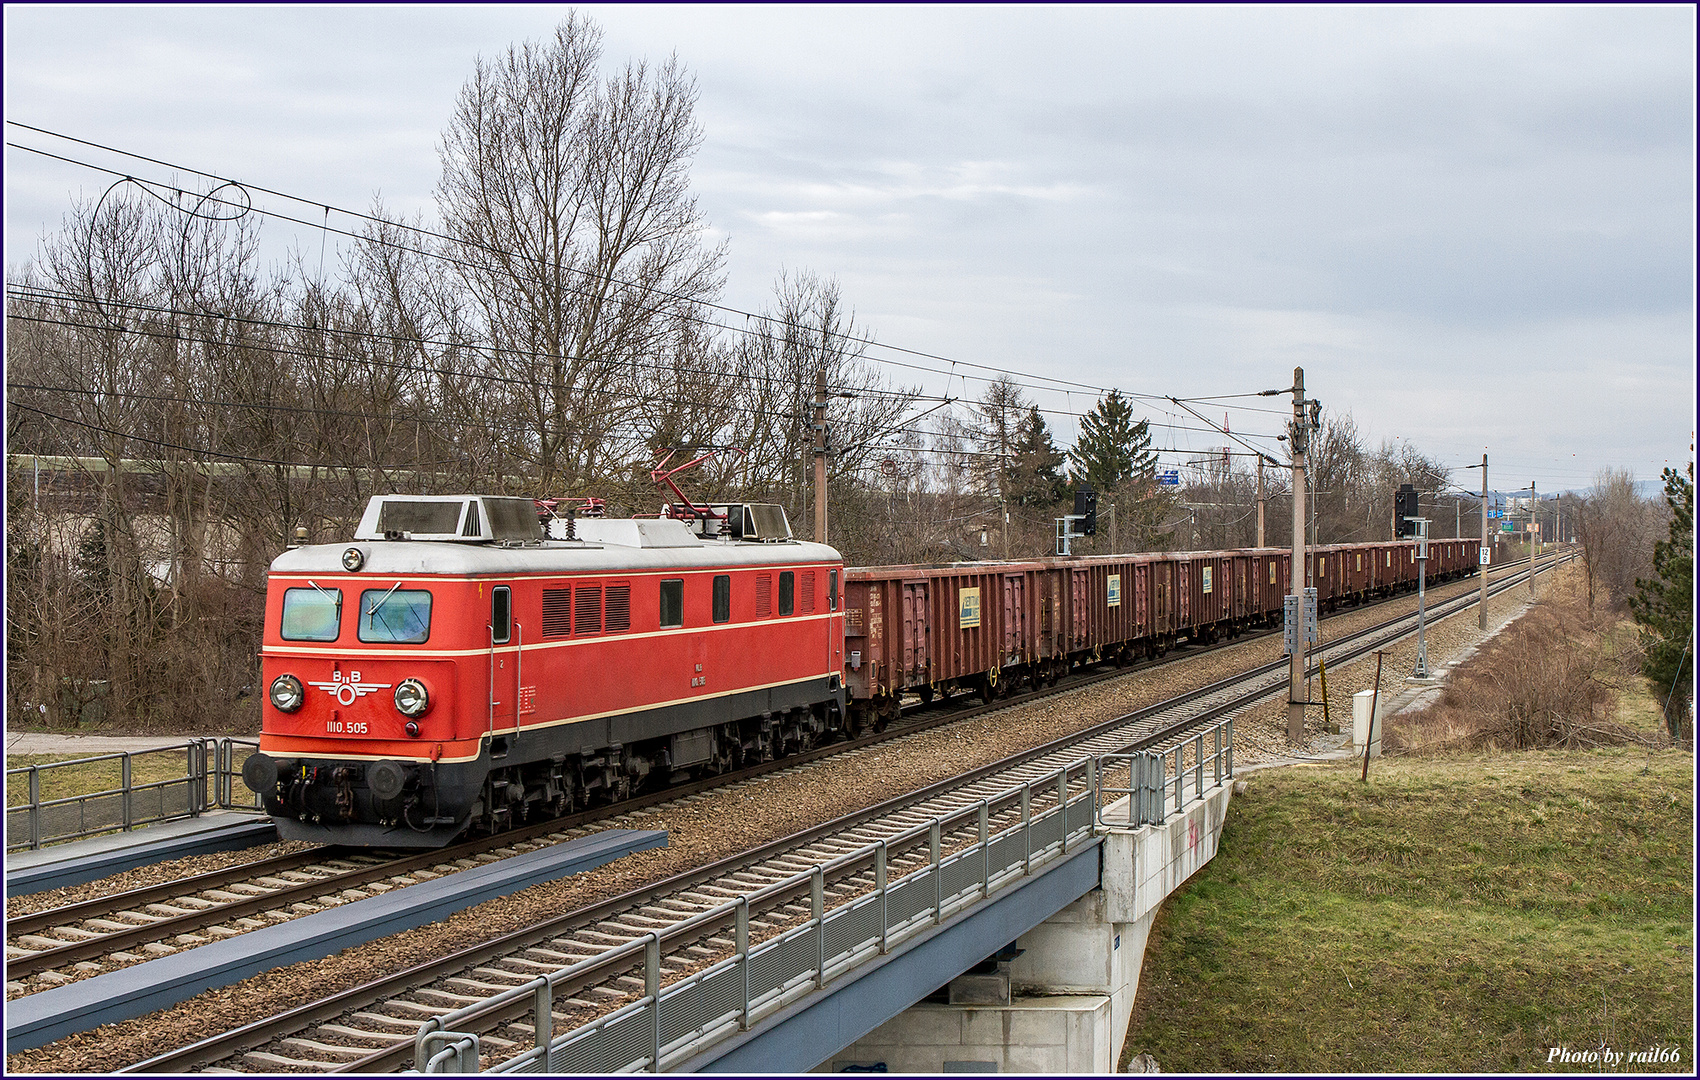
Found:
366,581 -> 402,616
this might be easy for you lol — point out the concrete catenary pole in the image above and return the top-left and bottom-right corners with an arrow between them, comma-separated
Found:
813,368 -> 828,545
1288,368 -> 1308,745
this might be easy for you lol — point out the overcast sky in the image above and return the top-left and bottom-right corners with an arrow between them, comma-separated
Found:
4,4 -> 1694,494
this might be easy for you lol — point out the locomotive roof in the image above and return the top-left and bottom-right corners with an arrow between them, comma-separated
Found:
270,521 -> 841,577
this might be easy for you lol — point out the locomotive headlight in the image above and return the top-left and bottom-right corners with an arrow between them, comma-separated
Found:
341,547 -> 365,572
394,678 -> 430,718
269,674 -> 305,713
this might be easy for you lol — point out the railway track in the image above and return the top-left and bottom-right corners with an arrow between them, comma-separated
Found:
6,553 -> 1561,1005
113,551 -> 1566,1074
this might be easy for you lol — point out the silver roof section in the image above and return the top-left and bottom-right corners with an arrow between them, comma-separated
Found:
275,522 -> 839,578
555,518 -> 702,548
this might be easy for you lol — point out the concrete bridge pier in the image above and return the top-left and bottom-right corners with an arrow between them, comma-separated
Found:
822,782 -> 1233,1073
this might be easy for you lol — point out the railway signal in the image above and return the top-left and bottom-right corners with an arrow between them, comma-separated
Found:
1394,484 -> 1419,537
1055,485 -> 1097,555
1409,516 -> 1433,680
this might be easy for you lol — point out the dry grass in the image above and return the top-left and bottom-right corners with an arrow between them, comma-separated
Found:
4,749 -> 198,809
1386,572 -> 1658,754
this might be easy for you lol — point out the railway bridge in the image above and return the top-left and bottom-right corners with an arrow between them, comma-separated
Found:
693,780 -> 1229,1074
412,748 -> 1235,1075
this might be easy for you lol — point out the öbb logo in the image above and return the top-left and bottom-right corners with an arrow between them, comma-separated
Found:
308,670 -> 392,706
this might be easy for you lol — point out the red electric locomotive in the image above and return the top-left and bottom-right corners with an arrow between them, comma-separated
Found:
244,494 -> 846,846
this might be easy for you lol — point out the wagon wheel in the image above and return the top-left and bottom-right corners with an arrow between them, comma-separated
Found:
875,695 -> 898,733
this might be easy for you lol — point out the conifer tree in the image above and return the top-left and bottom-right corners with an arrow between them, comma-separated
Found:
1006,406 -> 1067,507
1629,462 -> 1694,739
1067,390 -> 1157,490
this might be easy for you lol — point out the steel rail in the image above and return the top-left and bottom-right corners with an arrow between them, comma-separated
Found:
117,553 -> 1567,1074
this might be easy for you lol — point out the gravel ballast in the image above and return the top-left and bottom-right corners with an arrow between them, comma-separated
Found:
7,563 -> 1553,1074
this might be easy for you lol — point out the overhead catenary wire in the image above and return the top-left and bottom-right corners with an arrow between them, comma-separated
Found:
8,400 -> 454,471
7,125 -> 1128,402
7,287 -> 1284,446
8,123 -> 1292,432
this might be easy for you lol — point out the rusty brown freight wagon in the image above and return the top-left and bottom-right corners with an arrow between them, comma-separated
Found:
843,562 -> 1047,730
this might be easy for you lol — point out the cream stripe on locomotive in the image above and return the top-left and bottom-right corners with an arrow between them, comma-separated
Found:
262,609 -> 845,660
268,561 -> 839,586
265,670 -> 841,765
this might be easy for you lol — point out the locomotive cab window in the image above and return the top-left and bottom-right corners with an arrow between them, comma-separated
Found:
829,570 -> 839,611
281,586 -> 341,642
779,571 -> 795,616
660,579 -> 684,629
491,586 -> 511,644
712,575 -> 731,623
358,588 -> 432,643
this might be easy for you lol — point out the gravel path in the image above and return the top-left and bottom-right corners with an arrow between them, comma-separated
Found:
4,733 -> 236,756
6,565 -> 1548,1074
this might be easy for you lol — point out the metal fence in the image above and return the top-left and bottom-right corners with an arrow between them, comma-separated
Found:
5,738 -> 264,852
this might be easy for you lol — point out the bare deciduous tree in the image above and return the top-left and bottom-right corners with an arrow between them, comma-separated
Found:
436,12 -> 726,493
1573,468 -> 1660,612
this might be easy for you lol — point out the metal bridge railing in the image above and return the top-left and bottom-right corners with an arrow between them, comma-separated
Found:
416,760 -> 1102,1074
417,724 -> 1238,1074
5,738 -> 265,852
1094,717 -> 1234,829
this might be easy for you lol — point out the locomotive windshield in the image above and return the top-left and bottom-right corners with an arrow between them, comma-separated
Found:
280,587 -> 341,641
358,588 -> 432,643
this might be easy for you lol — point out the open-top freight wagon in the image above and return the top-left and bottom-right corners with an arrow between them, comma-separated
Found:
842,538 -> 1475,731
